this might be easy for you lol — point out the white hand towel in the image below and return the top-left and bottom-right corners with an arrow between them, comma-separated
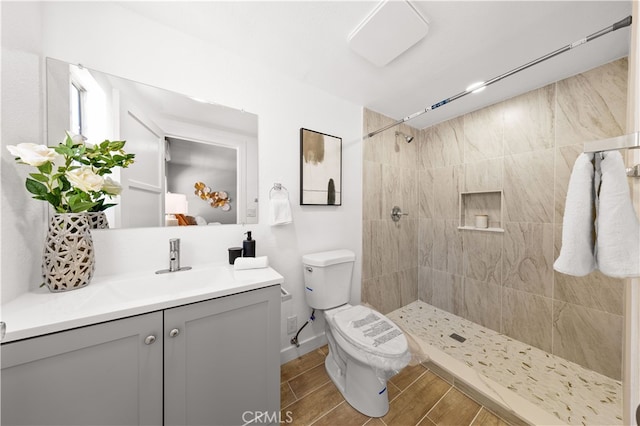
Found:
269,192 -> 292,226
595,151 -> 640,278
554,153 -> 597,276
234,256 -> 269,270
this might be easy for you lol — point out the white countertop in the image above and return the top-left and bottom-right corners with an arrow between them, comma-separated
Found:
1,264 -> 283,343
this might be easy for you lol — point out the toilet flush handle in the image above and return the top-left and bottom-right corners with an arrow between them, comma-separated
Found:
306,266 -> 313,273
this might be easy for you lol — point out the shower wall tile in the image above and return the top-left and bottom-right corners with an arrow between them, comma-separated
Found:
418,218 -> 434,268
464,157 -> 503,192
363,160 -> 382,221
432,219 -> 463,276
382,165 -> 417,222
398,219 -> 417,271
362,220 -> 374,280
462,230 -> 502,286
431,270 -> 464,316
553,301 -> 623,380
502,222 -> 554,298
554,144 -> 583,224
362,273 -> 402,314
433,165 -> 463,220
503,149 -> 554,223
367,220 -> 398,278
503,85 -> 555,155
418,168 -> 434,219
418,127 -> 432,170
425,116 -> 465,168
363,108 -> 395,163
553,223 -> 624,315
398,267 -> 418,306
463,277 -> 501,333
502,288 -> 553,352
398,123 -> 419,171
418,266 -> 433,302
464,103 -> 503,163
556,58 -> 627,147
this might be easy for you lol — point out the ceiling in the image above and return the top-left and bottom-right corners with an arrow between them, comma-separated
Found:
118,1 -> 633,131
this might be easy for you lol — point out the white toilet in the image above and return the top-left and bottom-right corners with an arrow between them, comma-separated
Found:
302,249 -> 411,417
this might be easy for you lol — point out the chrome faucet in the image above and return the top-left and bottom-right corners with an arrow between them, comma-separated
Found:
156,238 -> 192,274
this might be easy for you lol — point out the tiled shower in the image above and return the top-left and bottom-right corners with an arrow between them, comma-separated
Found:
362,58 -> 628,381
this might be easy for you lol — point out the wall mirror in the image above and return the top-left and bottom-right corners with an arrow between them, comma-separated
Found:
46,57 -> 259,229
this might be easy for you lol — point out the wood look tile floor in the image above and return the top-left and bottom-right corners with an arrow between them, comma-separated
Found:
281,346 -> 512,426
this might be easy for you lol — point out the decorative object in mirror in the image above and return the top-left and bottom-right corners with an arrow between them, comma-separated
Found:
7,132 -> 134,291
300,128 -> 342,206
46,57 -> 259,229
194,181 -> 231,211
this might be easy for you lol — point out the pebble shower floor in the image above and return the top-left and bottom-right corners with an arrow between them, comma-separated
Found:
387,301 -> 622,426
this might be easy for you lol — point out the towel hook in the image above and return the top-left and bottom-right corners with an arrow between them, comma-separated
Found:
269,183 -> 289,199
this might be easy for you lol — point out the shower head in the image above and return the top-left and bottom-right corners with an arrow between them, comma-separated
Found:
395,131 -> 414,143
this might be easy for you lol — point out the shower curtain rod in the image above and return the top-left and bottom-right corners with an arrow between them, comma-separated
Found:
364,15 -> 633,140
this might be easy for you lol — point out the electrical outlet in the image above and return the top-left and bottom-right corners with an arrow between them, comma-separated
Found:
287,316 -> 297,335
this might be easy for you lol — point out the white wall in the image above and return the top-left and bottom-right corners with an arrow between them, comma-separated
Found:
1,2 -> 363,362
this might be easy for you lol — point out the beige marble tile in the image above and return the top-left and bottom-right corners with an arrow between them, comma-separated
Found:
502,222 -> 554,297
382,164 -> 403,218
464,103 -> 504,163
398,218 -> 417,271
463,277 -> 501,333
503,149 -> 554,223
362,273 -> 402,315
400,166 -> 418,221
418,218 -> 434,268
433,165 -> 464,220
553,301 -> 623,380
464,158 -> 503,192
398,123 -> 419,171
502,287 -> 552,352
431,270 -> 464,316
363,108 -> 395,163
554,143 -> 582,224
463,230 -> 502,286
398,267 -> 418,307
371,219 -> 398,277
503,84 -> 555,155
418,168 -> 434,219
362,220 -> 374,281
418,266 -> 433,302
433,219 -> 464,276
553,224 -> 624,315
418,127 -> 433,170
556,58 -> 627,147
363,160 -> 382,221
425,116 -> 465,168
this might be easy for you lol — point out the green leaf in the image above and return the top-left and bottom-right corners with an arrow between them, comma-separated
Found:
25,178 -> 48,196
70,200 -> 98,213
37,162 -> 52,175
28,173 -> 49,183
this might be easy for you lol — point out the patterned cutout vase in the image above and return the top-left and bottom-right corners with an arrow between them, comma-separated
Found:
86,211 -> 109,229
42,213 -> 95,292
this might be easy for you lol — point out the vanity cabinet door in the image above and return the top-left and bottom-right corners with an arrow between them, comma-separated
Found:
164,285 -> 280,426
1,311 -> 163,426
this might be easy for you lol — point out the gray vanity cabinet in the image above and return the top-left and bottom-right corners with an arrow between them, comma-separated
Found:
163,285 -> 281,426
1,284 -> 280,426
1,311 -> 164,426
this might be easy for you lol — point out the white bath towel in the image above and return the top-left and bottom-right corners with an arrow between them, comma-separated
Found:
554,153 -> 597,276
234,256 -> 269,270
595,151 -> 640,278
269,192 -> 292,226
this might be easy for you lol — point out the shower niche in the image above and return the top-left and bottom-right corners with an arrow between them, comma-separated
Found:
458,190 -> 503,232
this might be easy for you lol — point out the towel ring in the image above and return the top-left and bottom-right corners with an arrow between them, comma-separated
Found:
269,183 -> 289,199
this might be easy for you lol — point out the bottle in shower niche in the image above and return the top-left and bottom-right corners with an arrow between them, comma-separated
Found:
243,231 -> 256,257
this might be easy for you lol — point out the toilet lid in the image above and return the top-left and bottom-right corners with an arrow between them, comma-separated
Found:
331,305 -> 407,358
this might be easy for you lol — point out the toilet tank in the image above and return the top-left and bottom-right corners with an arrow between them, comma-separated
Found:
302,249 -> 355,310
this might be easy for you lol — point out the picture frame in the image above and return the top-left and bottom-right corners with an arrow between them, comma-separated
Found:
300,128 -> 342,206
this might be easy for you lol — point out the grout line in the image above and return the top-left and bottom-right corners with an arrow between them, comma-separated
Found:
467,406 -> 483,426
307,400 -> 347,426
421,386 -> 454,425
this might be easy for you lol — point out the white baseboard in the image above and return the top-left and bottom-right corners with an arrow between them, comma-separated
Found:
280,332 -> 327,365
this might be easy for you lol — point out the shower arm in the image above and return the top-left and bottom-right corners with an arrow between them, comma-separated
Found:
364,15 -> 632,140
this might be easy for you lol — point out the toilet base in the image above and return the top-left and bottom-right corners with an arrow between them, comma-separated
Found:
324,345 -> 391,418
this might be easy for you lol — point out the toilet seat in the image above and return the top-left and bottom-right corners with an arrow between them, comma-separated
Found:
326,304 -> 409,367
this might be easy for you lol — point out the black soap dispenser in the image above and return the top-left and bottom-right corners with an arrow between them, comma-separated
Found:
243,231 -> 256,257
